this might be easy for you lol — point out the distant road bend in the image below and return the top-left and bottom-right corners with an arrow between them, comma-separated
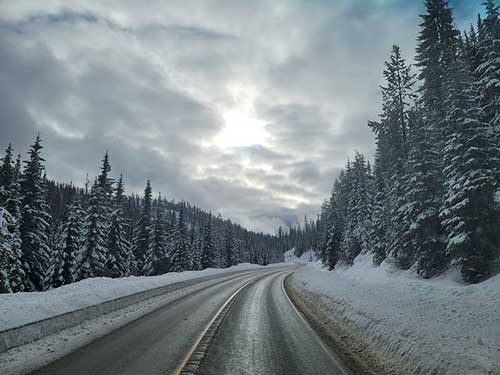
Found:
31,266 -> 350,375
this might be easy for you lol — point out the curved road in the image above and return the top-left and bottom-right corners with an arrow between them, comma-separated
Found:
30,267 -> 349,375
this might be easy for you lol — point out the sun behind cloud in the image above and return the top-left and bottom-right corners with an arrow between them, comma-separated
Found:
214,83 -> 269,148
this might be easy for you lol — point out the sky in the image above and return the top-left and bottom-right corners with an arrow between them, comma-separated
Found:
0,0 -> 483,234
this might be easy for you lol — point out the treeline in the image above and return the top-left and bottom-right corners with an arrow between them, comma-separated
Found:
308,0 -> 500,283
0,138 -> 283,293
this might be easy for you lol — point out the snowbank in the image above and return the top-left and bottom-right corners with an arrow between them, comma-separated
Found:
0,263 -> 281,333
284,248 -> 318,263
291,254 -> 500,375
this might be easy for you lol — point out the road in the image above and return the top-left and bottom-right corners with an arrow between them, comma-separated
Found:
30,267 -> 349,375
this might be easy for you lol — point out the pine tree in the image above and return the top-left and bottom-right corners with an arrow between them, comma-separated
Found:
476,0 -> 500,130
45,220 -> 63,289
106,175 -> 131,277
59,197 -> 84,285
132,180 -> 152,274
416,0 -> 459,113
322,184 -> 344,270
0,147 -> 25,292
441,57 -> 500,283
191,230 -> 203,270
81,180 -> 108,279
169,207 -> 190,272
200,214 -> 216,269
380,45 -> 417,158
20,135 -> 52,291
368,158 -> 391,265
401,110 -> 447,276
223,222 -> 234,267
0,144 -> 15,207
340,154 -> 372,264
98,151 -> 114,202
143,198 -> 169,276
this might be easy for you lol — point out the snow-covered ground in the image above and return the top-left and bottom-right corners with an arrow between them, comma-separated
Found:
0,263 -> 281,332
291,254 -> 500,375
284,248 -> 318,263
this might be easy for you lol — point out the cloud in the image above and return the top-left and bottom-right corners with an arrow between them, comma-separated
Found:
0,0 -> 483,233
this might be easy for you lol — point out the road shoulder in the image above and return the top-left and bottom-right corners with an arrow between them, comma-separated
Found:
284,274 -> 403,375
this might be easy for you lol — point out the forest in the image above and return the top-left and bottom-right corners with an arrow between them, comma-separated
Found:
294,0 -> 500,284
0,140 -> 285,293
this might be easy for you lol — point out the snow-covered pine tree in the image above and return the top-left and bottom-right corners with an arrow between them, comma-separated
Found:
232,238 -> 243,266
106,175 -> 131,277
340,153 -> 373,264
191,231 -> 203,270
132,180 -> 152,275
318,199 -> 331,264
0,146 -> 25,293
20,135 -> 52,291
416,0 -> 459,114
59,196 -> 84,285
0,144 -> 15,206
463,24 -> 483,74
223,222 -> 234,267
143,197 -> 169,276
322,182 -> 345,270
97,151 -> 114,204
367,153 -> 392,265
169,207 -> 190,272
200,214 -> 216,269
441,56 -> 500,283
188,225 -> 196,270
80,179 -> 108,279
476,0 -> 500,132
46,220 -> 64,289
369,45 -> 416,268
401,110 -> 448,277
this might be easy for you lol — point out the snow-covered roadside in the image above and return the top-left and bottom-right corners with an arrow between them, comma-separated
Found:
291,255 -> 500,375
0,263 -> 282,332
284,248 -> 318,263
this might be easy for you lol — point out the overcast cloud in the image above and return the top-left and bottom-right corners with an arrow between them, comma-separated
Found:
0,0 -> 482,233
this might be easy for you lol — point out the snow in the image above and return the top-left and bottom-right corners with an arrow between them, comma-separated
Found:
0,263 -> 282,332
283,248 -> 318,264
0,207 -> 9,232
291,254 -> 500,375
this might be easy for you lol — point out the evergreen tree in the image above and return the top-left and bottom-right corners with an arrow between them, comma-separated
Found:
340,154 -> 373,264
0,144 -> 15,207
368,157 -> 391,265
106,175 -> 131,277
416,0 -> 459,113
380,45 -> 417,158
0,147 -> 25,292
191,231 -> 204,270
401,111 -> 447,276
441,57 -> 500,282
322,184 -> 344,270
223,222 -> 234,267
476,0 -> 500,130
20,135 -> 52,291
200,214 -> 216,269
169,207 -> 190,272
144,198 -> 169,276
81,180 -> 108,279
132,180 -> 152,274
59,197 -> 84,285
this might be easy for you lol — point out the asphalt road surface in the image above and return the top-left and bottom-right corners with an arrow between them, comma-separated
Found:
30,267 -> 349,375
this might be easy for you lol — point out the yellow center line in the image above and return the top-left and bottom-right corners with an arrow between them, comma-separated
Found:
173,279 -> 253,375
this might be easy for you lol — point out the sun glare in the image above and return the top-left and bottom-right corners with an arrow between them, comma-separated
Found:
214,83 -> 269,149
216,109 -> 268,148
